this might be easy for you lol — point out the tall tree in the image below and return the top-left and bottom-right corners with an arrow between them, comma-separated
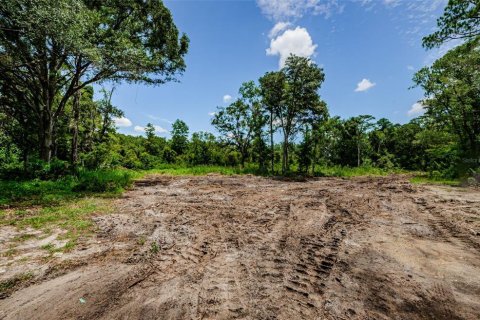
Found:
240,81 -> 267,171
259,71 -> 285,174
413,38 -> 480,164
278,55 -> 325,174
0,0 -> 189,162
212,99 -> 253,168
212,81 -> 264,168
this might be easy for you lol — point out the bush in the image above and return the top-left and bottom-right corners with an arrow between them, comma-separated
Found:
73,170 -> 135,193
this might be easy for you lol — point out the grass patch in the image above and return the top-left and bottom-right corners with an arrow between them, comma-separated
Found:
0,197 -> 113,250
0,169 -> 135,207
141,164 -> 258,176
409,175 -> 460,186
315,165 -> 402,178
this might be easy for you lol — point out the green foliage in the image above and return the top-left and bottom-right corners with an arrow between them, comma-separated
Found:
0,169 -> 134,206
423,0 -> 480,49
211,82 -> 261,167
0,0 -> 188,162
315,165 -> 401,178
73,170 -> 135,193
170,120 -> 189,155
413,37 -> 480,176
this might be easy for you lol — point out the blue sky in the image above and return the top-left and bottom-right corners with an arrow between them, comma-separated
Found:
107,0 -> 453,137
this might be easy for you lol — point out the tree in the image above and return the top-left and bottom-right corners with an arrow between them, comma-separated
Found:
212,99 -> 252,167
0,0 -> 189,162
170,119 -> 189,156
423,0 -> 480,49
259,71 -> 285,174
369,118 -> 394,167
187,132 -> 216,166
337,115 -> 375,167
98,88 -> 123,143
240,81 -> 267,171
413,38 -> 480,163
212,81 -> 262,167
278,55 -> 325,174
302,100 -> 328,174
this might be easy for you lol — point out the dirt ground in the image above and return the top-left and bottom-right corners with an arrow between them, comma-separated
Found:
0,174 -> 479,319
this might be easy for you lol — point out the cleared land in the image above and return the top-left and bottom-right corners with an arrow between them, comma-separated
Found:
0,175 -> 479,319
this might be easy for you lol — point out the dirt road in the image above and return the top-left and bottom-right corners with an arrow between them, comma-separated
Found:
1,175 -> 479,319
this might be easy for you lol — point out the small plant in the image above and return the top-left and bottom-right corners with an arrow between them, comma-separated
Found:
150,241 -> 159,254
137,236 -> 146,246
41,243 -> 56,253
63,240 -> 76,252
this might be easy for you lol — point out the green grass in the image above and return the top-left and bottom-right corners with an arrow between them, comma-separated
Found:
409,175 -> 460,186
0,169 -> 135,207
140,164 -> 259,176
314,165 -> 402,178
1,197 -> 113,230
0,197 -> 114,251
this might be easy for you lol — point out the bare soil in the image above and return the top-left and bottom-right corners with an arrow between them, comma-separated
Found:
1,174 -> 479,319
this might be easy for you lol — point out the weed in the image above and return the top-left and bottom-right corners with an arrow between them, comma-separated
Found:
150,241 -> 159,254
137,236 -> 146,246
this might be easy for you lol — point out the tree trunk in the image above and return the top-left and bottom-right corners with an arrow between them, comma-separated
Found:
282,132 -> 289,175
39,113 -> 53,163
71,89 -> 81,167
240,146 -> 246,168
357,141 -> 361,167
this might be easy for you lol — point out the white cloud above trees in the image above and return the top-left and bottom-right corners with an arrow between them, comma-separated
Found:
113,117 -> 132,127
266,26 -> 317,68
354,79 -> 376,92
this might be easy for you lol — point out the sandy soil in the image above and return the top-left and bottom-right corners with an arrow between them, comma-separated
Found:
0,174 -> 479,319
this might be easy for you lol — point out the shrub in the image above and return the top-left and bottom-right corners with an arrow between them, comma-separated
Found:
73,170 -> 135,193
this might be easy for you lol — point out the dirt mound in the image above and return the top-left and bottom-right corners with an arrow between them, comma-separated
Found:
1,175 -> 479,319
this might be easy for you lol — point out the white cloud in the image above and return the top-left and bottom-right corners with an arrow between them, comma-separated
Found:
266,26 -> 317,68
113,117 -> 132,127
354,79 -> 376,92
407,65 -> 415,71
256,0 -> 342,21
223,95 -> 232,103
407,102 -> 425,116
134,125 -> 168,134
208,112 -> 216,117
269,22 -> 291,38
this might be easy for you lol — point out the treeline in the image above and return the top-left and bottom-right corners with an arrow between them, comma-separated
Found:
0,0 -> 479,180
0,77 -> 466,179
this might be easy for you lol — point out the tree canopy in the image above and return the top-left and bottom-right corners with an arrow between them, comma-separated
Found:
0,0 -> 188,162
423,0 -> 480,48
